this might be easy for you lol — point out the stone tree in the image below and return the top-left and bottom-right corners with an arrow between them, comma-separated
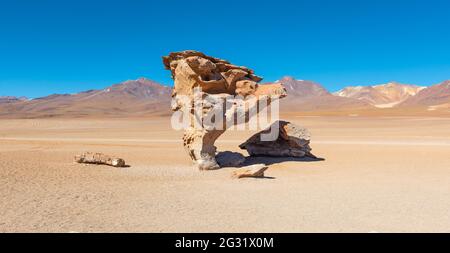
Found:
163,51 -> 286,170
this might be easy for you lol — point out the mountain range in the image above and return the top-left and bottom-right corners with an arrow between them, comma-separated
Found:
0,77 -> 449,118
334,82 -> 425,108
0,96 -> 28,104
0,78 -> 171,118
400,80 -> 450,111
279,77 -> 373,112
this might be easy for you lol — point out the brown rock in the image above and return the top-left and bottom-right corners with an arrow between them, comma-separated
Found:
232,164 -> 269,179
215,151 -> 246,167
221,69 -> 248,93
239,121 -> 316,158
74,152 -> 126,167
236,80 -> 258,97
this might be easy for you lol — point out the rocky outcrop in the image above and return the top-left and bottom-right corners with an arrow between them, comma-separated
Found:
163,51 -> 286,170
240,121 -> 315,158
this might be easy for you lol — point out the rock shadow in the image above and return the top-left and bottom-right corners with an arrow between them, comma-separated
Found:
242,155 -> 325,167
240,176 -> 276,180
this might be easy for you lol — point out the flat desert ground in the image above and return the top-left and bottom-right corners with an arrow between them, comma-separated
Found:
1,115 -> 450,232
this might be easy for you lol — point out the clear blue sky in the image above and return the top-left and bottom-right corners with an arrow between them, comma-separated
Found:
1,0 -> 449,98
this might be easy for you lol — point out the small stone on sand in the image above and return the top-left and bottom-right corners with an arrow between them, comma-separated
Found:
232,164 -> 269,179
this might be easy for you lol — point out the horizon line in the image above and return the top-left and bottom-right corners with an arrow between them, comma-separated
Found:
1,76 -> 449,100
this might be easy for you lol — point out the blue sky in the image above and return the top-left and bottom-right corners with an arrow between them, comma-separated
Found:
1,0 -> 449,98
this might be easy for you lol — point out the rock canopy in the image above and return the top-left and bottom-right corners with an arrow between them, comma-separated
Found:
163,50 -> 287,170
239,121 -> 316,158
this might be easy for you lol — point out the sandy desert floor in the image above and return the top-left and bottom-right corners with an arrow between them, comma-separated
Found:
1,115 -> 450,232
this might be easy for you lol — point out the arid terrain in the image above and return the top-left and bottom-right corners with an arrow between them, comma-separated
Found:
1,115 -> 449,232
1,78 -> 449,118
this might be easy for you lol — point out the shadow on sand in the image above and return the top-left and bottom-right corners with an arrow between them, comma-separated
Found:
233,156 -> 325,180
242,156 -> 325,167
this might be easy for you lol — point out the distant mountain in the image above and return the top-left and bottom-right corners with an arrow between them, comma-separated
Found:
0,78 -> 172,118
0,96 -> 28,104
1,77 -> 448,118
400,80 -> 450,111
334,82 -> 425,108
279,76 -> 330,98
277,77 -> 372,111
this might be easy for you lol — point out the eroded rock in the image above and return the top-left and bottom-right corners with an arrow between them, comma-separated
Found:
239,121 -> 316,158
232,164 -> 269,179
163,50 -> 286,170
74,152 -> 126,167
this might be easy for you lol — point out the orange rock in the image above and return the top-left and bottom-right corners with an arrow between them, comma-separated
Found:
236,80 -> 258,97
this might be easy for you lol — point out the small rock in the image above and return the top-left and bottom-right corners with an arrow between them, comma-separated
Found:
74,152 -> 126,167
232,164 -> 268,179
216,151 -> 246,167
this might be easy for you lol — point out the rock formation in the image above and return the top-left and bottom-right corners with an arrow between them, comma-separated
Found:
239,121 -> 316,158
74,152 -> 126,167
163,50 -> 286,170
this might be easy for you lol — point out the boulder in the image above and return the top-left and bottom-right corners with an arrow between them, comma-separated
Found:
239,121 -> 316,158
215,151 -> 246,167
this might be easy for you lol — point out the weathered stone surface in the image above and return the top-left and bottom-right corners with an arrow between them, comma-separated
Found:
221,69 -> 248,93
239,121 -> 316,158
215,151 -> 246,167
74,152 -> 126,167
236,80 -> 258,97
163,50 -> 287,170
232,164 -> 269,179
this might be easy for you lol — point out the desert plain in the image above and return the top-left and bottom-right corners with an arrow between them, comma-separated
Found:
1,114 -> 449,232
